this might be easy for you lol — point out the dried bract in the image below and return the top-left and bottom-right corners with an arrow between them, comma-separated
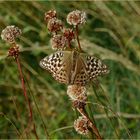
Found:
1,25 -> 22,44
44,10 -> 57,22
74,116 -> 89,135
50,34 -> 66,50
8,44 -> 19,58
67,10 -> 86,26
47,18 -> 63,33
67,85 -> 87,103
63,28 -> 75,41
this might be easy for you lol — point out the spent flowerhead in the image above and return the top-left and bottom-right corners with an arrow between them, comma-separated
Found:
67,10 -> 86,26
63,28 -> 75,42
44,10 -> 57,22
67,85 -> 87,103
1,25 -> 22,44
50,34 -> 67,50
74,116 -> 89,135
8,44 -> 19,58
47,18 -> 63,33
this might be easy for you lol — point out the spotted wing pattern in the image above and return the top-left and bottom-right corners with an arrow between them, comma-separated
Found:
39,51 -> 71,84
85,55 -> 109,80
40,50 -> 109,85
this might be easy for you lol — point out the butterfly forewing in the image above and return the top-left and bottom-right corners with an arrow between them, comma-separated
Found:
40,51 -> 62,75
39,51 -> 72,84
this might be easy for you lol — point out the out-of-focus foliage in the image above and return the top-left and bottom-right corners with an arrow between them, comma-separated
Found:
0,1 -> 140,139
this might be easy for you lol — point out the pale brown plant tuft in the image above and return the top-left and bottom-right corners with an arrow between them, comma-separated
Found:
1,25 -> 21,44
74,116 -> 89,135
50,34 -> 67,50
67,10 -> 86,26
47,18 -> 63,33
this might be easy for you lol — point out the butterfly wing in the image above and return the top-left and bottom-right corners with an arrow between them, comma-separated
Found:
73,53 -> 109,85
85,55 -> 109,80
39,51 -> 72,84
40,51 -> 109,85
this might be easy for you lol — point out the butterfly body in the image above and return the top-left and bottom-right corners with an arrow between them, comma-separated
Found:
40,50 -> 109,86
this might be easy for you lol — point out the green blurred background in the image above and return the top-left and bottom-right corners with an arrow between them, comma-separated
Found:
0,1 -> 140,139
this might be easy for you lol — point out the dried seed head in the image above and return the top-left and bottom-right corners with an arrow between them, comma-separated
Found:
74,116 -> 89,135
63,28 -> 75,41
50,34 -> 67,50
67,85 -> 87,103
44,10 -> 57,22
47,18 -> 63,33
8,44 -> 19,58
72,100 -> 86,109
67,10 -> 86,26
1,25 -> 22,44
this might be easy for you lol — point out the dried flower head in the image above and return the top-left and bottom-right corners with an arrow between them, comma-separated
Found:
8,44 -> 19,58
63,28 -> 75,41
44,10 -> 57,22
50,34 -> 67,50
1,25 -> 22,44
67,85 -> 87,103
67,10 -> 86,26
74,116 -> 89,135
47,18 -> 63,33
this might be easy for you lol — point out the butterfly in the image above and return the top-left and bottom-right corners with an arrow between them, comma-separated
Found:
39,50 -> 109,86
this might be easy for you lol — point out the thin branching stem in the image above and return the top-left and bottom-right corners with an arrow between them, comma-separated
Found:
15,57 -> 40,139
25,76 -> 50,138
15,57 -> 33,121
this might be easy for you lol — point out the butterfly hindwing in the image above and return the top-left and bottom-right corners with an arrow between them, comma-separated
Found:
85,55 -> 109,80
53,64 -> 68,84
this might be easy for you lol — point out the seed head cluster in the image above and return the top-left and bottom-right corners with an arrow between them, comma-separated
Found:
67,10 -> 86,26
50,34 -> 67,50
47,18 -> 63,33
63,28 -> 75,42
67,85 -> 87,103
44,10 -> 57,22
44,10 -> 86,50
74,116 -> 89,135
1,25 -> 21,44
8,45 -> 19,58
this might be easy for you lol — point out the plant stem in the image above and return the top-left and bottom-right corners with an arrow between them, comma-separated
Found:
77,107 -> 102,140
75,25 -> 82,52
25,76 -> 50,138
15,57 -> 33,121
15,56 -> 39,139
33,123 -> 39,140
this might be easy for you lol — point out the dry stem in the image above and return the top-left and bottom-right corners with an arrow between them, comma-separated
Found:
75,25 -> 82,52
15,57 -> 33,121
